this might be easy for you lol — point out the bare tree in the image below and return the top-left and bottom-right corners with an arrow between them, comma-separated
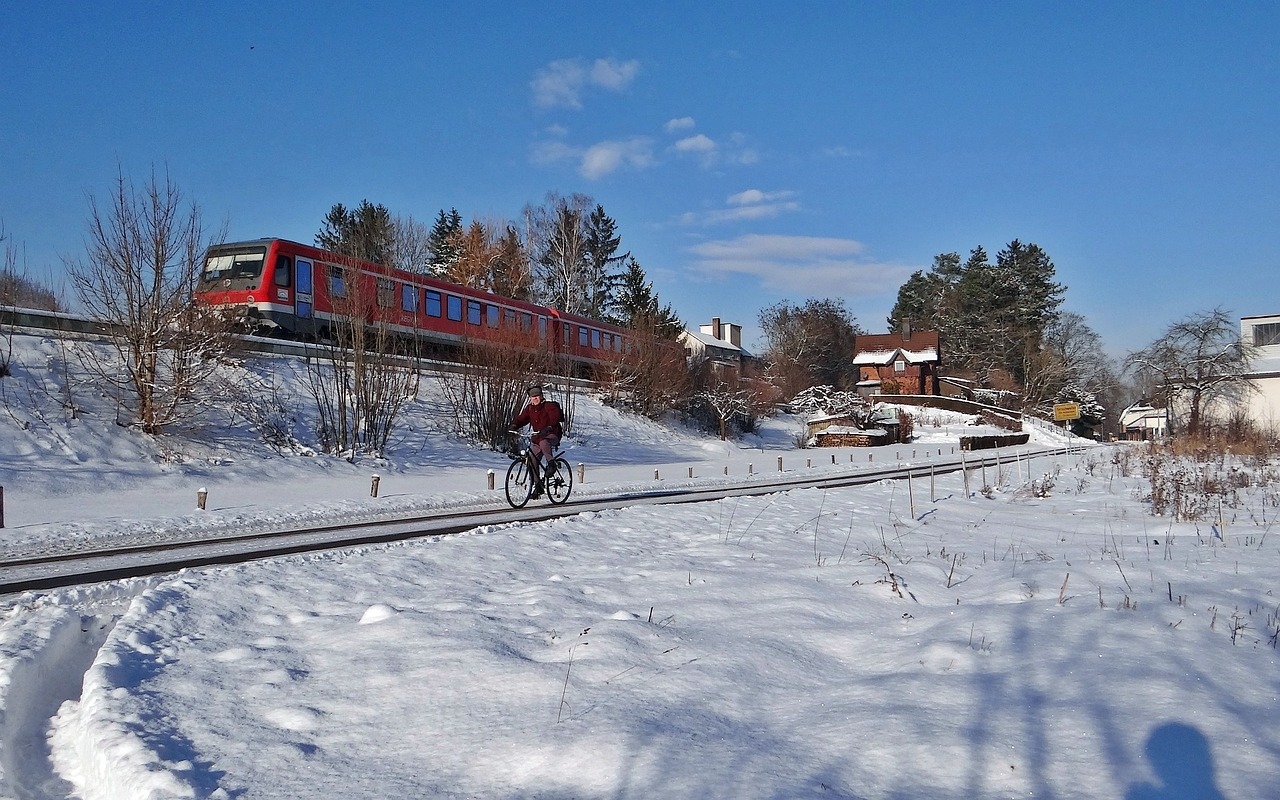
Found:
1127,308 -> 1255,438
437,320 -> 559,450
301,257 -> 419,456
592,314 -> 689,420
65,169 -> 236,434
524,192 -> 592,314
389,213 -> 432,275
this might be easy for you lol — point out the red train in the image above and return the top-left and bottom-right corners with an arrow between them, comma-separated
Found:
195,238 -> 633,368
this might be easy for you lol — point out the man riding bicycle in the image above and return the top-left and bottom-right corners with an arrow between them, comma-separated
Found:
510,384 -> 564,498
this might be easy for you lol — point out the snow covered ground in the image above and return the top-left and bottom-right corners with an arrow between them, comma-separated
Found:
1,332 -> 1277,799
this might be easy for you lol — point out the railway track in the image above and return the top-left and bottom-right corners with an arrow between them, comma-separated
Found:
0,445 -> 1076,594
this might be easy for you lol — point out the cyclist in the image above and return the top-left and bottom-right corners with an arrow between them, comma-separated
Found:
511,384 -> 564,497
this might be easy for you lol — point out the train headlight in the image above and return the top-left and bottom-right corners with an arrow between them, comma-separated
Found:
246,295 -> 255,304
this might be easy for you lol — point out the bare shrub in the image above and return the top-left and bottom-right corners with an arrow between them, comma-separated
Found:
64,168 -> 238,434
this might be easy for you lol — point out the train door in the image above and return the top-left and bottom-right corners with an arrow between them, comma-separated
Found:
295,258 -> 314,319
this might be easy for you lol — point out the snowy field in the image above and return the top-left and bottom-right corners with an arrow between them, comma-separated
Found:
1,333 -> 1277,799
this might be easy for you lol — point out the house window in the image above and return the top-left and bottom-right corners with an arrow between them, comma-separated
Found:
1253,322 -> 1280,346
894,360 -> 906,373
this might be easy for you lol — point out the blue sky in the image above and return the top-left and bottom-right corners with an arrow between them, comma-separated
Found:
3,2 -> 1276,355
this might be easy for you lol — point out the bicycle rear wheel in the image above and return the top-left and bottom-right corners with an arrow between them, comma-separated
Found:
546,457 -> 573,505
505,458 -> 534,508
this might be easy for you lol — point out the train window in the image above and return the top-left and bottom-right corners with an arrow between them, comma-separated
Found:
486,304 -> 499,328
520,312 -> 532,332
503,309 -> 517,328
204,249 -> 265,279
591,329 -> 601,349
615,335 -> 623,352
376,278 -> 394,308
579,326 -> 588,347
401,284 -> 417,313
330,267 -> 347,298
447,295 -> 462,321
273,256 -> 291,287
538,317 -> 547,339
425,290 -> 442,317
467,300 -> 482,325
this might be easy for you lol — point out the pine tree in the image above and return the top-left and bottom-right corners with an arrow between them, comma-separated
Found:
582,204 -> 625,321
609,256 -> 682,337
427,208 -> 463,276
315,200 -> 394,264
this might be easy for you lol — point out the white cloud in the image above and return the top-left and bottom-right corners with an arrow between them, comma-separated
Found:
680,190 -> 799,225
590,58 -> 640,91
531,57 -> 640,109
674,134 -> 716,154
580,137 -> 655,179
533,137 -> 655,179
529,140 -> 578,168
531,59 -> 588,109
671,131 -> 758,169
664,116 -> 696,133
687,234 -> 914,298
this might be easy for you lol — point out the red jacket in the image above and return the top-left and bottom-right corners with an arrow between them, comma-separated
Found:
512,400 -> 564,443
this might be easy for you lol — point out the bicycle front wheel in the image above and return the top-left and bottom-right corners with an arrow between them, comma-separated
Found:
505,458 -> 533,508
547,457 -> 573,505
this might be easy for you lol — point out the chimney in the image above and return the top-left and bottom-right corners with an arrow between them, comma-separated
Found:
711,317 -> 722,341
903,318 -> 912,341
729,324 -> 741,348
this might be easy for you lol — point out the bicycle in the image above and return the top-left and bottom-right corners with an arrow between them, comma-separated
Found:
504,432 -> 573,508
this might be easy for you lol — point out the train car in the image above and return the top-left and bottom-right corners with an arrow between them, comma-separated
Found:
196,238 -> 632,371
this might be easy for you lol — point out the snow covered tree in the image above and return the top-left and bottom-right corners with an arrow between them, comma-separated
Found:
426,208 -> 463,276
888,240 -> 1066,395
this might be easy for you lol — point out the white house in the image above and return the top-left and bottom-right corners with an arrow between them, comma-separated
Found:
1119,402 -> 1168,441
1240,313 -> 1280,432
679,317 -> 746,371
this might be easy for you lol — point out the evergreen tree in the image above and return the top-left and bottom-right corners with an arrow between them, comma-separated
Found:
609,256 -> 682,337
427,208 -> 463,276
582,204 -> 626,321
887,240 -> 1066,393
315,200 -> 394,264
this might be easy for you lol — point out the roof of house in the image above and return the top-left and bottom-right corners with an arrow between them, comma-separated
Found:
852,347 -> 939,366
680,329 -> 748,356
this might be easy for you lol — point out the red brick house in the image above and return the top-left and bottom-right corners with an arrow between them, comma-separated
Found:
852,328 -> 942,396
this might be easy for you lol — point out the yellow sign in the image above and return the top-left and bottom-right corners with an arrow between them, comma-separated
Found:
1053,402 -> 1082,421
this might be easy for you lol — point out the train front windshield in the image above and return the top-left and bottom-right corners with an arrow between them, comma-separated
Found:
201,247 -> 267,284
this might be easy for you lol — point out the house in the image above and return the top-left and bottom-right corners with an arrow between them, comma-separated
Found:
1120,402 -> 1168,441
1240,314 -> 1280,433
679,317 -> 747,373
851,327 -> 942,397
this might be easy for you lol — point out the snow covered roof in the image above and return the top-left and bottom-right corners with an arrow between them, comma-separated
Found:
851,347 -> 939,366
681,329 -> 743,353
